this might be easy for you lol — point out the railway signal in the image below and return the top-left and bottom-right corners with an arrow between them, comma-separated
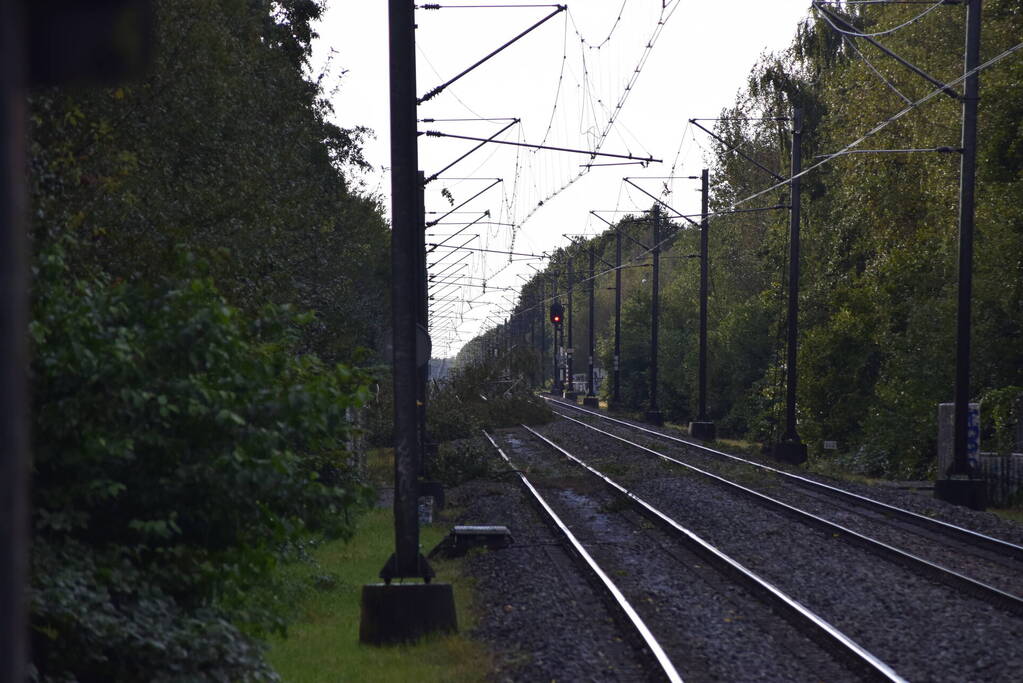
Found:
550,301 -> 564,327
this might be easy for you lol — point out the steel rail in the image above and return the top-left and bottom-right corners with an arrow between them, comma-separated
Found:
481,430 -> 683,683
519,425 -> 905,683
546,397 -> 1023,564
544,407 -> 1023,616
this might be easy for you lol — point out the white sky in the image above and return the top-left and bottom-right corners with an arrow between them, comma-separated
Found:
312,1 -> 814,357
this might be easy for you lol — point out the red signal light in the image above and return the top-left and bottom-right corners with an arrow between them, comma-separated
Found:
549,302 -> 564,325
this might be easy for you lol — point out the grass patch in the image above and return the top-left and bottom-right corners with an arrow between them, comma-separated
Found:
713,437 -> 762,456
992,507 -> 1023,524
267,507 -> 490,682
365,448 -> 394,488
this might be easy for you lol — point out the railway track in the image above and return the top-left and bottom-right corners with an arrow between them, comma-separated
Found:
484,427 -> 904,682
511,408 -> 1023,681
543,397 -> 1023,607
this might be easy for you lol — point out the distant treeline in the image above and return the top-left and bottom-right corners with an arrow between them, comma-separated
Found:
462,1 -> 1023,478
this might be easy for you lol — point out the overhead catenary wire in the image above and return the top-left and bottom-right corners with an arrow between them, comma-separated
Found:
813,0 -> 948,39
841,33 -> 914,104
719,39 -> 1023,213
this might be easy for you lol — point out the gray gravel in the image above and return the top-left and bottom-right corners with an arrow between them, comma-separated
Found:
548,399 -> 1023,546
532,416 -> 1023,682
443,477 -> 650,681
548,406 -> 1023,599
496,429 -> 860,683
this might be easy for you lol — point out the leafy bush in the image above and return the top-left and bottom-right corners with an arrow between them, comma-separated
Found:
426,359 -> 552,444
979,386 -> 1023,455
30,242 -> 374,681
430,436 -> 498,486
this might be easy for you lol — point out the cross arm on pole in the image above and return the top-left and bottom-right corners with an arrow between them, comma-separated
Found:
424,119 -> 520,184
426,178 -> 501,227
427,244 -> 546,259
418,5 -> 566,104
429,252 -> 471,276
813,2 -> 961,100
624,178 -> 701,228
421,130 -> 661,163
427,213 -> 486,252
688,120 -> 785,182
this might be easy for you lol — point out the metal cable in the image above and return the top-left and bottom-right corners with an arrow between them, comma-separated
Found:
813,0 -> 948,39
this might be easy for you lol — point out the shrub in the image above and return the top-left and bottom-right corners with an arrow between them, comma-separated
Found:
30,242 -> 374,681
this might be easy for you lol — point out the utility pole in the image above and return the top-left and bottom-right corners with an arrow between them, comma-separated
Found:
1,3 -> 28,678
539,279 -> 546,389
584,246 -> 599,407
381,0 -> 428,582
362,0 -> 456,647
690,168 -> 716,440
772,108 -> 808,465
417,171 -> 429,469
564,257 -> 577,400
936,0 -> 985,509
530,300 -> 536,383
647,206 -> 663,426
612,227 -> 622,408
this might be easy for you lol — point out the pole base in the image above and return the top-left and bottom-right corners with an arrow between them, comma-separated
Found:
645,410 -> 663,426
563,391 -> 578,401
420,480 -> 445,511
771,441 -> 807,465
688,421 -> 716,440
379,552 -> 435,584
934,478 -> 987,511
359,583 -> 458,645
582,395 -> 599,407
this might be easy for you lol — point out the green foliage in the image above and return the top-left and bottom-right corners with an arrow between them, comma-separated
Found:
30,241 -> 375,681
979,386 -> 1023,455
427,357 -> 553,445
26,1 -> 393,679
431,436 -> 499,487
498,4 -> 1022,479
28,0 -> 390,364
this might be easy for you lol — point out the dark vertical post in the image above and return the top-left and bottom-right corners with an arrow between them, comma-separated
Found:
584,246 -> 598,406
690,169 -> 716,439
772,107 -> 807,464
613,227 -> 622,407
647,208 -> 663,426
564,257 -> 576,399
937,0 -> 985,509
531,304 -> 540,384
383,0 -> 428,580
1,1 -> 28,677
416,171 -> 428,469
552,279 -> 562,394
539,279 -> 546,388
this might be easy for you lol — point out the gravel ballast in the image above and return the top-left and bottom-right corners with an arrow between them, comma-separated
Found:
443,477 -> 650,681
528,415 -> 1023,682
494,430 -> 863,683
547,405 -> 1023,599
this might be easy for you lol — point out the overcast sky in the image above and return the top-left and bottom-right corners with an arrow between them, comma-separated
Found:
312,1 -> 815,357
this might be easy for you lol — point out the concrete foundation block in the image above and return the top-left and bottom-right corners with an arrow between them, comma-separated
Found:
934,478 -> 987,511
689,421 -> 716,441
359,583 -> 458,645
771,441 -> 807,465
582,395 -> 599,407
